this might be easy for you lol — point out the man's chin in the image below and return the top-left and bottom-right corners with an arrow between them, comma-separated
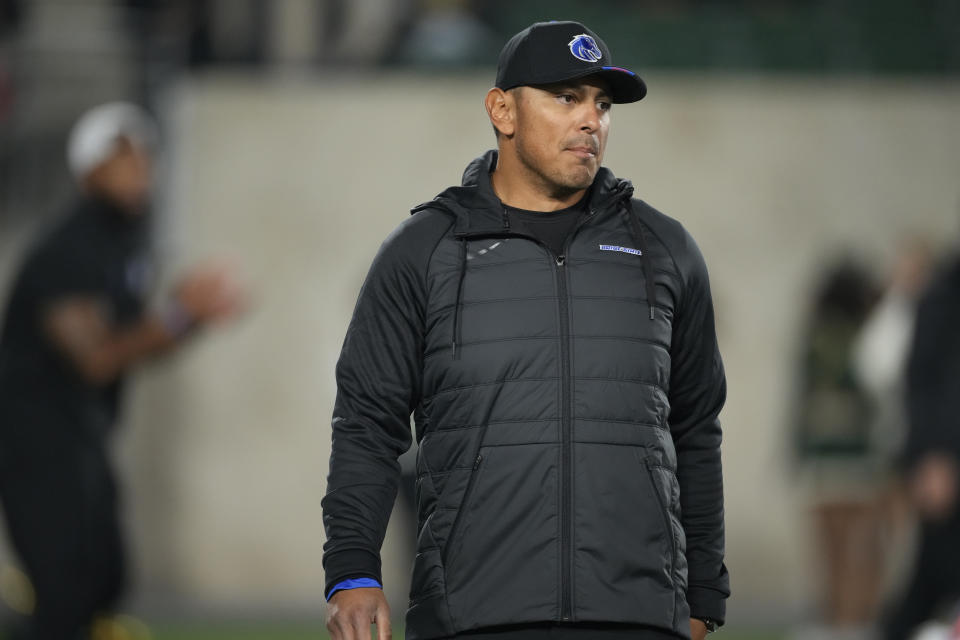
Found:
563,168 -> 597,191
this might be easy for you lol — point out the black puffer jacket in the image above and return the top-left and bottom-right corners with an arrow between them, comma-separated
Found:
322,151 -> 729,640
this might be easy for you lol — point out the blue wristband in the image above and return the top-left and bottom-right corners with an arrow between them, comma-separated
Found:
326,577 -> 382,601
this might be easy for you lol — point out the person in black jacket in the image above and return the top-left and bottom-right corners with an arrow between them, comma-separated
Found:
0,102 -> 244,639
322,21 -> 729,640
883,253 -> 960,640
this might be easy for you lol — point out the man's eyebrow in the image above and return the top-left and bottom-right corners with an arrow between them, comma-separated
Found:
540,82 -> 612,100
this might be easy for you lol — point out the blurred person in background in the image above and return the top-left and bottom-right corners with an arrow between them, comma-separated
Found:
793,258 -> 883,636
323,20 -> 728,640
853,238 -> 935,477
0,102 -> 245,640
884,242 -> 960,640
851,238 -> 935,604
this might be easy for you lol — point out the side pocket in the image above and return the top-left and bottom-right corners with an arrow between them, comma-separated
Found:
409,523 -> 445,605
642,458 -> 678,584
440,447 -> 487,568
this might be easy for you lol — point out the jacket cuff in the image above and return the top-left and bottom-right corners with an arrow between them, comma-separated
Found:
323,548 -> 382,600
687,586 -> 727,625
327,578 -> 383,601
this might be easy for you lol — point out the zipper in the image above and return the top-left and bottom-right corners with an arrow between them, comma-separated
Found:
556,250 -> 572,621
556,208 -> 594,622
441,451 -> 485,567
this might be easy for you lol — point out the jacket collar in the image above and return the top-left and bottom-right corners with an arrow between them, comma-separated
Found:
411,149 -> 635,236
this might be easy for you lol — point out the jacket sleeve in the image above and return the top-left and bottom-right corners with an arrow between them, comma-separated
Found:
321,218 -> 435,600
668,229 -> 730,624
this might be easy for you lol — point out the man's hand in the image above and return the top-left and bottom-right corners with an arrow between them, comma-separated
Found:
326,588 -> 391,640
174,260 -> 247,325
690,618 -> 709,640
911,453 -> 959,521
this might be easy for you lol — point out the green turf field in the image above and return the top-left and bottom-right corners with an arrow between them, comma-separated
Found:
2,624 -> 786,640
150,630 -> 784,640
147,625 -> 327,640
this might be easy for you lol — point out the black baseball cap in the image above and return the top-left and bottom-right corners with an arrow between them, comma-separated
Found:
495,21 -> 646,103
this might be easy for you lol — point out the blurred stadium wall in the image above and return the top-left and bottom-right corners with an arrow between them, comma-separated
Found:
100,72 -> 960,623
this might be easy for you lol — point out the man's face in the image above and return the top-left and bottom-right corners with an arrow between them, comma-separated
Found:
511,76 -> 611,197
87,136 -> 153,213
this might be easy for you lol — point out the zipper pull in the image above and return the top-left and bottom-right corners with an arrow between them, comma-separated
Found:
556,255 -> 566,266
474,453 -> 483,469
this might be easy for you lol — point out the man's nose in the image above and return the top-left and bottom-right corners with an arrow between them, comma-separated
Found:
578,105 -> 601,132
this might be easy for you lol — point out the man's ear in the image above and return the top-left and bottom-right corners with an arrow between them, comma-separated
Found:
485,87 -> 516,138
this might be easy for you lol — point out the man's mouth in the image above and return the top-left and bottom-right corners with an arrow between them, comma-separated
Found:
566,146 -> 597,159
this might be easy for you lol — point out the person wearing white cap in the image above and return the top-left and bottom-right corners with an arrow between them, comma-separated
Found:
0,102 -> 245,639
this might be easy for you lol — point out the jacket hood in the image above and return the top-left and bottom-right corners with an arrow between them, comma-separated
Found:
412,149 -> 635,236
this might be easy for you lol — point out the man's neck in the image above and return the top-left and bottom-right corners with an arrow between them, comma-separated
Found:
491,152 -> 587,212
84,186 -> 146,219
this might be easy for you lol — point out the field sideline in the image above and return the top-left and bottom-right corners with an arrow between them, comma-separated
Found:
0,624 -> 786,640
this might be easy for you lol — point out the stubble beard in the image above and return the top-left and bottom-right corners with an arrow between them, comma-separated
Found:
515,134 -> 597,201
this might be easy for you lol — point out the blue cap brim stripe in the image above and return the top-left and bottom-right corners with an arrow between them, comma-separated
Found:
602,66 -> 636,76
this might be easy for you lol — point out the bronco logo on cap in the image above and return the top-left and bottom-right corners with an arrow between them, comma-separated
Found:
568,34 -> 602,63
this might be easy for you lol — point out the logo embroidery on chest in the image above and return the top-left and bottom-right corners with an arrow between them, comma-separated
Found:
466,240 -> 506,261
599,244 -> 642,256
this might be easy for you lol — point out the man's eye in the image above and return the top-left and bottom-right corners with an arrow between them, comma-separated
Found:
598,101 -> 612,112
557,94 -> 575,104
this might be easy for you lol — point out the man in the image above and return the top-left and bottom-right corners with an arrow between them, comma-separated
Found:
322,21 -> 729,640
0,102 -> 244,639
884,250 -> 960,640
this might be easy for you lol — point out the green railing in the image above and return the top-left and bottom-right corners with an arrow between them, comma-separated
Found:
467,0 -> 960,73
